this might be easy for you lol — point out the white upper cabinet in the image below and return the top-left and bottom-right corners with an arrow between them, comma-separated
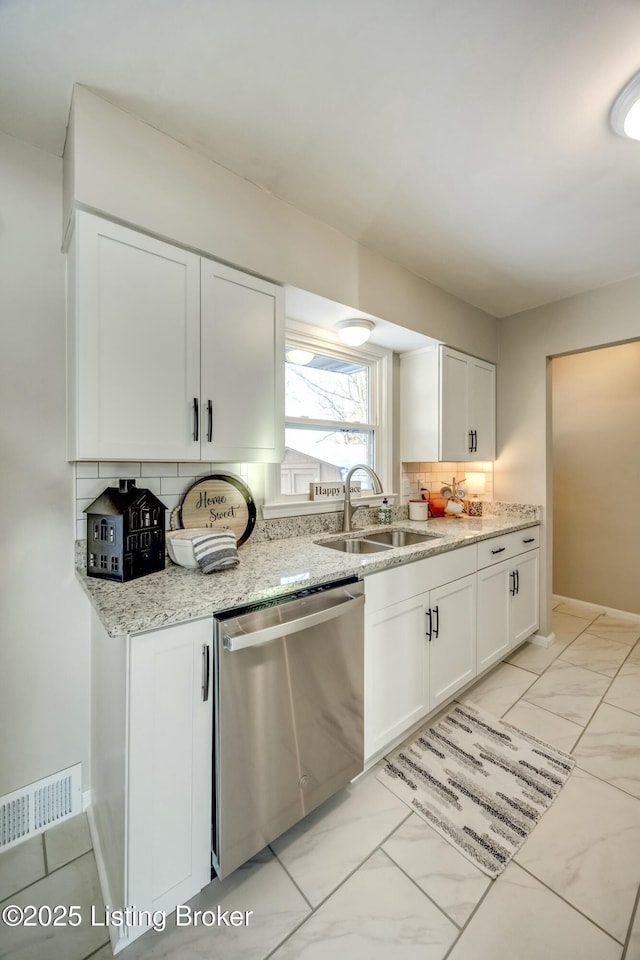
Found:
400,345 -> 496,462
200,260 -> 284,462
67,212 -> 284,462
68,212 -> 201,461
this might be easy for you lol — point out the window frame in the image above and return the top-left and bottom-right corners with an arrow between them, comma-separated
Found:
264,321 -> 393,518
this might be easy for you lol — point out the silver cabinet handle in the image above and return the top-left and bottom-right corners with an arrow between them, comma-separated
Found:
222,594 -> 365,652
201,643 -> 210,701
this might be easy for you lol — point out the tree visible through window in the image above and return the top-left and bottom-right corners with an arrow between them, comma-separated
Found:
281,344 -> 377,496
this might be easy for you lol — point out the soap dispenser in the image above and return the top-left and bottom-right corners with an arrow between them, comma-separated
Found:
379,498 -> 392,525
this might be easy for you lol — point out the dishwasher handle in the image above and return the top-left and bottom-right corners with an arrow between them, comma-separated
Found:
222,592 -> 365,652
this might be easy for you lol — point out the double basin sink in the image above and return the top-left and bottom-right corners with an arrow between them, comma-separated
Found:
318,528 -> 442,554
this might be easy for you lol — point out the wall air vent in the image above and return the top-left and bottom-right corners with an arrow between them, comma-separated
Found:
0,763 -> 82,851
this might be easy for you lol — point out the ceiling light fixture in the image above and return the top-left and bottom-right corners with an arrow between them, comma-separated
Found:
336,319 -> 375,346
286,348 -> 314,365
611,70 -> 640,140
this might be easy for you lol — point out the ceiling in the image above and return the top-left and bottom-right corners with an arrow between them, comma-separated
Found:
2,0 -> 640,317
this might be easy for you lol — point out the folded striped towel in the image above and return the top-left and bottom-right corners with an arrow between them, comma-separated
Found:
191,529 -> 240,573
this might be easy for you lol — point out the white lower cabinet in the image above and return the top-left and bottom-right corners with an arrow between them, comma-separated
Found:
90,614 -> 212,951
365,595 -> 430,759
364,546 -> 477,761
428,575 -> 477,707
477,545 -> 540,673
364,529 -> 540,763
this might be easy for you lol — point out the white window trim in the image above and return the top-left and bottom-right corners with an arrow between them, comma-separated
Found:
263,320 -> 393,519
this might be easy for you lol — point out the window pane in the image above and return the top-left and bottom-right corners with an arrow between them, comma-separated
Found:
282,425 -> 374,495
285,352 -> 369,422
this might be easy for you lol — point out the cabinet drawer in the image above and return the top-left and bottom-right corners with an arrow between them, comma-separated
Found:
364,544 -> 476,613
476,526 -> 540,569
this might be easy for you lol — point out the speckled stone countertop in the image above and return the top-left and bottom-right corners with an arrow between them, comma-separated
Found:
75,508 -> 540,637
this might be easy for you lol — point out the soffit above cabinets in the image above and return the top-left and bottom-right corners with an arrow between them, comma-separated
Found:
285,286 -> 440,354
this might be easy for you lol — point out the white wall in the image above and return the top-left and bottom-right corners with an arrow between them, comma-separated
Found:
0,132 -> 90,797
496,278 -> 640,631
66,86 -> 499,363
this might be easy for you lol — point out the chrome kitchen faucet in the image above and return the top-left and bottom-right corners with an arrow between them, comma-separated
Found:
342,464 -> 384,532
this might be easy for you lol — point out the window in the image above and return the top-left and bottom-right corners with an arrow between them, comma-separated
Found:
266,326 -> 391,514
110,557 -> 119,572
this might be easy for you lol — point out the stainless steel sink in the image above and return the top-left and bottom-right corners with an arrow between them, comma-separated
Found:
362,529 -> 442,547
319,537 -> 393,554
317,528 -> 442,553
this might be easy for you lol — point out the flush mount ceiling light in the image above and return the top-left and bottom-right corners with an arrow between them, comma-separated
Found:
286,348 -> 314,365
335,319 -> 375,346
611,70 -> 640,140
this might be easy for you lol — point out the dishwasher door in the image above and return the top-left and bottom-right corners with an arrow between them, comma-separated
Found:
213,578 -> 364,878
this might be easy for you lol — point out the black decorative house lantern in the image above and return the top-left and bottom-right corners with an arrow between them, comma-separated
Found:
84,479 -> 166,582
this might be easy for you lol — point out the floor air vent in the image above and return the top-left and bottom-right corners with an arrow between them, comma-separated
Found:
0,763 -> 82,851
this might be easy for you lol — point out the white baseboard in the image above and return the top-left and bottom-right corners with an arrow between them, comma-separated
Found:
552,594 -> 640,622
86,805 -> 130,956
528,631 -> 555,648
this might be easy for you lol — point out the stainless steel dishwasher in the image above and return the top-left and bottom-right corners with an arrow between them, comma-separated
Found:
212,576 -> 365,879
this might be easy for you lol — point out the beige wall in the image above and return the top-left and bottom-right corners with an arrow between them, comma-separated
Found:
65,86 -> 499,362
496,278 -> 640,631
552,343 -> 640,614
0,131 -> 90,796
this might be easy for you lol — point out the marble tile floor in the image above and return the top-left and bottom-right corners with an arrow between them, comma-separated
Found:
2,599 -> 640,960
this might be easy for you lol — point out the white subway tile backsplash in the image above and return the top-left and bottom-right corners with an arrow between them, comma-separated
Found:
76,518 -> 87,541
98,462 -> 141,478
76,497 -> 94,519
178,462 -> 209,476
76,477 -> 113,500
400,461 -> 494,506
75,462 -> 99,479
141,478 -> 162,496
160,476 -> 196,495
141,462 -> 179,477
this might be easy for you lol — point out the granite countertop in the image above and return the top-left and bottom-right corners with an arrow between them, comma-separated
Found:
75,509 -> 540,637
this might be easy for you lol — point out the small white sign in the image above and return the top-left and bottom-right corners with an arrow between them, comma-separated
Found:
309,481 -> 362,500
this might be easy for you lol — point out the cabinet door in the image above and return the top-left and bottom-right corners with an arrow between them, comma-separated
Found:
128,619 -> 212,917
439,347 -> 471,461
399,347 -> 439,462
200,260 -> 284,462
428,575 -> 476,707
476,559 -> 511,673
468,358 -> 496,460
365,595 -> 429,760
73,212 -> 201,461
511,550 -> 540,645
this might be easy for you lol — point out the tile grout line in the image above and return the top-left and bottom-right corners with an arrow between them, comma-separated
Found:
514,860 -> 625,947
440,876 -> 496,960
571,763 -> 640,805
266,846 -> 314,912
377,845 -> 465,932
263,808 -> 414,959
621,881 -> 640,960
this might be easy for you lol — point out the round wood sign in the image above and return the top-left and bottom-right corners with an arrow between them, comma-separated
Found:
178,474 -> 257,545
